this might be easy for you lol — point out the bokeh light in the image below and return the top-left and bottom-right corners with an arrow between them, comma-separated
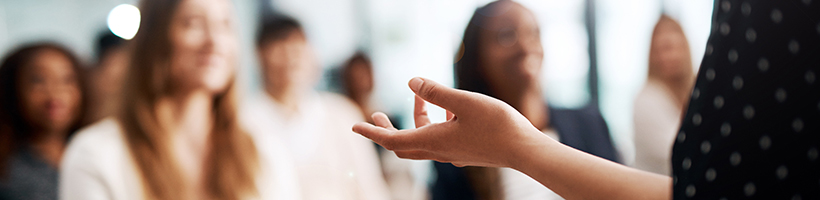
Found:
107,4 -> 140,40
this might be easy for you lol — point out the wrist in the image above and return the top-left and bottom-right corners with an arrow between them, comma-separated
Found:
506,127 -> 555,171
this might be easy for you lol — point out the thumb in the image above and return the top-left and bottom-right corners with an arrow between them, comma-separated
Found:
408,77 -> 475,115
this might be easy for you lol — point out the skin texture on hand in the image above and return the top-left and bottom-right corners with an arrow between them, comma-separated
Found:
352,77 -> 672,200
352,77 -> 546,168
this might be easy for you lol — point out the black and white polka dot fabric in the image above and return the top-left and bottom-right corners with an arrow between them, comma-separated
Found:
672,0 -> 819,199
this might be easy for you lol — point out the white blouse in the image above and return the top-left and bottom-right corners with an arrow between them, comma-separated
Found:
500,128 -> 564,200
633,80 -> 682,176
59,118 -> 302,200
242,92 -> 390,200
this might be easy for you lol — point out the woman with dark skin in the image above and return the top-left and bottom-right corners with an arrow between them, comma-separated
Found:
0,43 -> 85,200
354,0 -> 820,199
433,1 -> 618,199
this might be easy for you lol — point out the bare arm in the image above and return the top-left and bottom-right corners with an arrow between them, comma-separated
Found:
352,77 -> 671,200
510,132 -> 671,200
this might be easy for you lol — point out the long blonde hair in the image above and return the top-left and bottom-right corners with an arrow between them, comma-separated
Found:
119,0 -> 258,199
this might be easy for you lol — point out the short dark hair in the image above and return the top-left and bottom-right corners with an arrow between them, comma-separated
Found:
255,15 -> 303,48
96,31 -> 126,62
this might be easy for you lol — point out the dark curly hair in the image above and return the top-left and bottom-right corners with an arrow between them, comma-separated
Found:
0,42 -> 86,178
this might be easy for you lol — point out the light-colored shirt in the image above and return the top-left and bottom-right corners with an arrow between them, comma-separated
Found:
500,128 -> 564,200
59,118 -> 301,200
633,80 -> 681,175
243,92 -> 390,200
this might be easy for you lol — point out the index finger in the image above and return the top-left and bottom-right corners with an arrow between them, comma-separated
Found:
352,122 -> 415,151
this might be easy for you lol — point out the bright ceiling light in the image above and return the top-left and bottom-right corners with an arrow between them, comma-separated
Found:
107,4 -> 141,40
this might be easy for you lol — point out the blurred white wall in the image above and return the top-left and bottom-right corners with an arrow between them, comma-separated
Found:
519,0 -> 592,110
0,0 -> 138,62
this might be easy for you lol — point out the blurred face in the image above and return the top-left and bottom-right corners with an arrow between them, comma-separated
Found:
347,59 -> 373,100
650,26 -> 690,79
95,47 -> 129,98
479,2 -> 543,92
17,49 -> 82,132
168,0 -> 238,95
259,31 -> 320,95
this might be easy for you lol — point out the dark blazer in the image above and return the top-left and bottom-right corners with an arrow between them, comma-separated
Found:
431,106 -> 619,200
550,107 -> 619,162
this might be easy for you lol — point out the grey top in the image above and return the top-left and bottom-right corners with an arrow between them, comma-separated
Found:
0,147 -> 58,200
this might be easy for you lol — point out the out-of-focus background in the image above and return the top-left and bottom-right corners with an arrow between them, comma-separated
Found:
0,0 -> 713,164
0,0 -> 713,198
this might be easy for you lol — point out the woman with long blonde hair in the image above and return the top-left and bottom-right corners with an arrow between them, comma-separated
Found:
59,0 -> 299,199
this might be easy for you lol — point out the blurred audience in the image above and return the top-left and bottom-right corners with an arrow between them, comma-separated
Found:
632,15 -> 695,176
340,52 -> 428,200
0,43 -> 86,200
82,31 -> 130,124
59,0 -> 299,199
247,15 -> 390,200
0,1 -> 712,200
432,1 -> 619,200
342,52 -> 377,123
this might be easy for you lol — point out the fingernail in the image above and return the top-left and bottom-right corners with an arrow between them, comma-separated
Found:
352,123 -> 362,133
409,77 -> 424,93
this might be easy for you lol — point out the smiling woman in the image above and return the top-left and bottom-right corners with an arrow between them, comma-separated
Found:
0,43 -> 85,200
433,1 -> 617,200
57,0 -> 300,200
353,0 -> 820,199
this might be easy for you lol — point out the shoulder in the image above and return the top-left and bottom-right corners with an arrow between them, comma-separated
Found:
239,93 -> 276,121
634,82 -> 673,108
317,92 -> 364,120
60,118 -> 143,200
1,148 -> 58,197
550,107 -> 607,128
66,118 -> 126,155
62,118 -> 129,173
239,94 -> 276,133
318,92 -> 359,109
550,107 -> 619,161
549,107 -> 612,144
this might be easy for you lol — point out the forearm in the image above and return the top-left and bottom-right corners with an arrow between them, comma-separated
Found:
357,77 -> 672,199
510,132 -> 672,200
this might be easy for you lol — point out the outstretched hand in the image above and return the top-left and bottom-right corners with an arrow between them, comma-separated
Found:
352,77 -> 550,168
355,77 -> 673,200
